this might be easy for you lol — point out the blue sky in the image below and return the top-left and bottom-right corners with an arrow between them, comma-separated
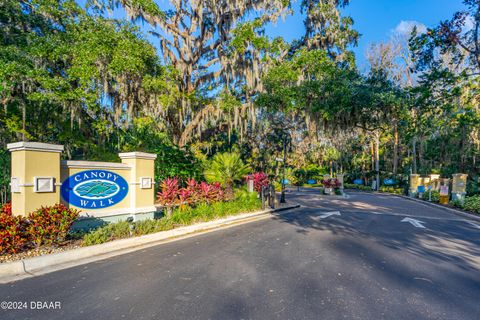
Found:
263,0 -> 466,70
345,0 -> 465,69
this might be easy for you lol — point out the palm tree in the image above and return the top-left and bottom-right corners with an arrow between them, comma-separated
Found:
204,152 -> 250,190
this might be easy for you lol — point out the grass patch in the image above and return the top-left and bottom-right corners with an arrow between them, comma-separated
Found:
83,190 -> 261,246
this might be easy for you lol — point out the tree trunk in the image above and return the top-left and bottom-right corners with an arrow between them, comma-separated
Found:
375,131 -> 380,191
393,121 -> 399,175
460,125 -> 466,172
412,136 -> 417,174
419,137 -> 424,171
22,103 -> 26,141
370,140 -> 375,171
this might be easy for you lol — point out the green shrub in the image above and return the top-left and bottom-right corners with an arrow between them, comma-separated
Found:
463,195 -> 480,214
450,199 -> 464,209
83,221 -> 131,246
204,152 -> 250,188
429,190 -> 440,203
378,186 -> 403,195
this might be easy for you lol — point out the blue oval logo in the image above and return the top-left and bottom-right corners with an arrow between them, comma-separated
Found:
353,179 -> 364,185
383,178 -> 395,186
61,170 -> 129,209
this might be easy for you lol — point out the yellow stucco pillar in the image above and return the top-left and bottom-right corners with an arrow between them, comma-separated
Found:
7,142 -> 63,216
429,174 -> 441,191
409,174 -> 420,196
119,152 -> 157,220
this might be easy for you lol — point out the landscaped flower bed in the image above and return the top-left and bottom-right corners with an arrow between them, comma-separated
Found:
0,203 -> 79,256
83,188 -> 261,246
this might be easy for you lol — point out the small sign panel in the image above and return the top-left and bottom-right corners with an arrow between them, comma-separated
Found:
417,186 -> 426,193
307,179 -> 317,185
440,185 -> 449,196
140,177 -> 152,189
61,170 -> 128,209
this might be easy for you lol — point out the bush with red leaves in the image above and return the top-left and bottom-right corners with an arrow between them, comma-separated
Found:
321,178 -> 341,189
0,203 -> 28,254
245,172 -> 269,192
26,204 -> 79,247
1,202 -> 12,215
156,178 -> 229,208
157,178 -> 181,208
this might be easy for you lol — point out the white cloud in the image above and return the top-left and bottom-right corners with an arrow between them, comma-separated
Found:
393,20 -> 427,36
463,15 -> 474,32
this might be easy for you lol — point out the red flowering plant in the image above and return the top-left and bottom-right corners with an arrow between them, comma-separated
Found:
1,202 -> 12,215
157,178 -> 181,207
321,178 -> 341,189
26,203 -> 79,247
198,181 -> 225,203
157,178 -> 229,212
245,172 -> 269,192
0,203 -> 28,254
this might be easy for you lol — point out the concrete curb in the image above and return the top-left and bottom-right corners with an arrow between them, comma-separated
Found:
392,194 -> 480,223
0,204 -> 300,284
347,189 -> 480,223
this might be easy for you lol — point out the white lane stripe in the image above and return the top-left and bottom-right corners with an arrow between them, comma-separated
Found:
468,221 -> 480,229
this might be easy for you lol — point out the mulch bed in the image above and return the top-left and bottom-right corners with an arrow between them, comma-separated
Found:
0,240 -> 82,264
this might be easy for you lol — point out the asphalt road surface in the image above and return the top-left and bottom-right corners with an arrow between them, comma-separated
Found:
1,189 -> 479,320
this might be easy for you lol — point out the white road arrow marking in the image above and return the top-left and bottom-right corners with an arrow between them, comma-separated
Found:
468,221 -> 480,229
401,217 -> 426,229
319,211 -> 341,219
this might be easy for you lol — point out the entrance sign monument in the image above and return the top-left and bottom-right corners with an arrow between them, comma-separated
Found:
7,142 -> 158,223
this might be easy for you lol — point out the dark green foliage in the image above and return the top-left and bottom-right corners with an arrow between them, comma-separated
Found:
463,195 -> 480,214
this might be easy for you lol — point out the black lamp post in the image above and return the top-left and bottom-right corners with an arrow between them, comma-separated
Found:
280,135 -> 287,203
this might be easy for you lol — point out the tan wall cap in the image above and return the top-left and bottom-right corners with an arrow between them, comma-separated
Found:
61,160 -> 131,170
7,142 -> 64,153
118,152 -> 157,160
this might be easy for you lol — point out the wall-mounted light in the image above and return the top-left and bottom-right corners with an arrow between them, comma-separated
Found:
140,177 -> 152,189
34,177 -> 54,193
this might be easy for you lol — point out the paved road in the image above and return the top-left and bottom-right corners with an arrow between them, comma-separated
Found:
1,189 -> 479,320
